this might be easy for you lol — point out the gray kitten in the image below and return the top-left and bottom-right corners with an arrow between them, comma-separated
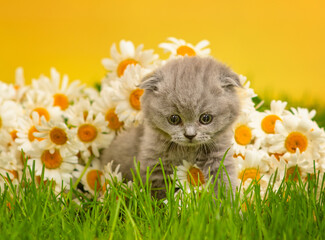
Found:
101,56 -> 241,198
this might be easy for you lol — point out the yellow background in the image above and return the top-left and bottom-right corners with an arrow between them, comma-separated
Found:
1,0 -> 324,104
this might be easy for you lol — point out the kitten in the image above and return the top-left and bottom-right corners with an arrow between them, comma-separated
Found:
101,56 -> 242,198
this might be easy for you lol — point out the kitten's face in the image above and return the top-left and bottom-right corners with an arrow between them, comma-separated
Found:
140,57 -> 241,147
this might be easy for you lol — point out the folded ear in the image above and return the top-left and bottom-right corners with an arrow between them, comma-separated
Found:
220,70 -> 242,89
139,71 -> 162,92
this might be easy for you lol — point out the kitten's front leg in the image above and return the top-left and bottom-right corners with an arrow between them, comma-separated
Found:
205,154 -> 238,199
139,156 -> 172,199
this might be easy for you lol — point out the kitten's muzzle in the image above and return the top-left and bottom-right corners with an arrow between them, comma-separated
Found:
184,133 -> 197,140
184,125 -> 197,141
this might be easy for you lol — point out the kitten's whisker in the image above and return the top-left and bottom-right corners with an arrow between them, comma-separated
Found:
167,141 -> 175,153
208,139 -> 218,153
198,143 -> 203,155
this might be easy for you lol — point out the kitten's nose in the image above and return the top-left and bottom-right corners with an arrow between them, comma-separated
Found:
184,133 -> 197,140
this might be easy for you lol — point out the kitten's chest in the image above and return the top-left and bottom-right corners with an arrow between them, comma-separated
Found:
163,147 -> 204,168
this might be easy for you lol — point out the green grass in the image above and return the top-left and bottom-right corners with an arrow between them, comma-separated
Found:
1,160 -> 325,240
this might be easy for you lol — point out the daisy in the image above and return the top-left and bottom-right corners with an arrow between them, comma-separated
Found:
101,39 -> 159,82
68,110 -> 114,161
242,171 -> 283,201
110,64 -> 148,128
264,151 -> 282,172
0,167 -> 20,190
93,86 -> 124,132
0,82 -> 16,101
260,100 -> 290,134
290,107 -> 316,120
76,158 -> 106,195
0,100 -> 22,129
289,107 -> 321,132
102,161 -> 124,192
252,100 -> 291,145
0,148 -> 23,191
159,37 -> 210,58
33,117 -> 81,156
22,89 -> 63,122
1,144 -> 23,168
64,98 -> 93,122
98,162 -> 131,202
237,150 -> 271,185
173,160 -> 206,189
0,148 -> 21,183
266,115 -> 324,161
239,174 -> 274,199
31,68 -> 85,111
232,111 -> 262,157
15,112 -> 45,155
278,150 -> 315,182
28,145 -> 78,191
0,100 -> 23,149
237,150 -> 277,199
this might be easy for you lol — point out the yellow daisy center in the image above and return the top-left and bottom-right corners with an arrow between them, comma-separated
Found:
234,125 -> 252,145
261,115 -> 282,134
53,93 -> 69,110
28,126 -> 44,142
0,117 -> 2,128
117,59 -> 138,77
31,107 -> 50,122
86,169 -> 104,191
50,127 -> 68,145
10,130 -> 18,141
77,124 -> 98,142
41,149 -> 63,169
105,108 -> 124,130
176,45 -> 196,56
285,166 -> 301,181
129,88 -> 144,111
285,132 -> 308,153
238,168 -> 261,184
187,167 -> 205,186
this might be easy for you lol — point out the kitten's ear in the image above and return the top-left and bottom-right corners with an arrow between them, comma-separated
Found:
220,71 -> 242,89
139,71 -> 162,92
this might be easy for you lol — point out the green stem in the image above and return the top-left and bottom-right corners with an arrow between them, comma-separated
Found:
72,155 -> 94,190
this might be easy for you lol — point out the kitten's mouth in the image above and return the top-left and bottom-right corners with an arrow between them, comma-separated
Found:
174,140 -> 202,147
171,136 -> 211,147
181,142 -> 198,147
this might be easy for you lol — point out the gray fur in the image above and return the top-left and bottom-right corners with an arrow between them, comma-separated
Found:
101,56 -> 242,198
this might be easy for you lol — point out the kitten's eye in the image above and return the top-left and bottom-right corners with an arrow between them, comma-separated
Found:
168,115 -> 182,125
199,114 -> 213,125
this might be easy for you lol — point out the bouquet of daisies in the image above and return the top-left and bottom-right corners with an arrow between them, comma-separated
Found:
0,37 -> 324,199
